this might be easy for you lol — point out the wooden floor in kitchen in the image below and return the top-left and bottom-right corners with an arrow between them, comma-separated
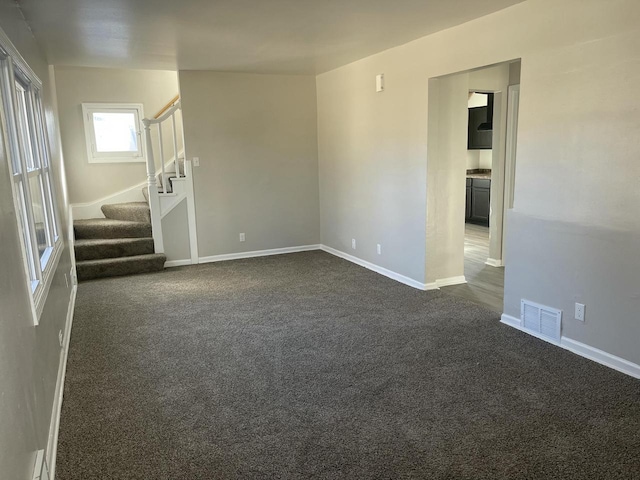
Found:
440,223 -> 505,312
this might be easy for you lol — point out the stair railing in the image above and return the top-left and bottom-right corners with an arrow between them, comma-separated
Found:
142,100 -> 182,253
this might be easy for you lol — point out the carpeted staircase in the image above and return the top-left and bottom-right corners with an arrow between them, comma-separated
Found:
74,202 -> 166,282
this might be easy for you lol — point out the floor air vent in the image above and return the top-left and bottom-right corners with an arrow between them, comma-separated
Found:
520,299 -> 562,343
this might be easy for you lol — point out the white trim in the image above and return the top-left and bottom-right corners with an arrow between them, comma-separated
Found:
502,83 -> 520,266
199,245 -> 321,264
435,275 -> 467,287
561,338 -> 640,380
164,259 -> 192,268
82,103 -> 146,164
67,206 -> 77,285
183,159 -> 199,264
501,314 -> 640,380
33,240 -> 64,324
485,258 -> 504,267
46,284 -> 77,480
0,27 -> 41,88
500,313 -> 521,329
320,245 -> 428,290
71,181 -> 146,219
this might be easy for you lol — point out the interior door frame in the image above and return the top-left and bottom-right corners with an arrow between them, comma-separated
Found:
501,84 -> 520,266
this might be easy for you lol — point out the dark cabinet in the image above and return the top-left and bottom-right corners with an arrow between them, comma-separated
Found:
465,179 -> 472,220
465,178 -> 490,227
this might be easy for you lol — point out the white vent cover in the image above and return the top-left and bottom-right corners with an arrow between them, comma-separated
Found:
520,299 -> 562,343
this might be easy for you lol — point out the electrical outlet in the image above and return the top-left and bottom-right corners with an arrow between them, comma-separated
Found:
377,244 -> 382,255
58,330 -> 63,348
239,233 -> 246,242
351,238 -> 356,249
575,303 -> 585,322
192,157 -> 200,167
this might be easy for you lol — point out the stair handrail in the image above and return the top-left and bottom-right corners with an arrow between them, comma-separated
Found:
154,94 -> 179,119
146,100 -> 181,125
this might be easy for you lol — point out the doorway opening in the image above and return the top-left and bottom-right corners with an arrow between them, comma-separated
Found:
425,60 -> 520,312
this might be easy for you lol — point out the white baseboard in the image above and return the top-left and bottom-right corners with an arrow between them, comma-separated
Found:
199,245 -> 321,264
500,313 -> 521,329
436,275 -> 467,288
501,314 -> 640,380
485,258 -> 504,267
561,337 -> 640,380
320,245 -> 428,290
47,284 -> 77,480
164,259 -> 193,268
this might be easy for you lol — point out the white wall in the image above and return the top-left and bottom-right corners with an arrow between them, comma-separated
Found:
425,73 -> 469,283
0,7 -> 73,479
54,66 -> 181,204
162,201 -> 191,262
316,0 -> 640,365
179,71 -> 320,258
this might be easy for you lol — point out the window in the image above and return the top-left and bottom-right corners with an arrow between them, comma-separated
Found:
82,103 -> 146,163
0,30 -> 62,324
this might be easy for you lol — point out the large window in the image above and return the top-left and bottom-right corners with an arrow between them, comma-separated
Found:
0,31 -> 62,324
82,103 -> 145,163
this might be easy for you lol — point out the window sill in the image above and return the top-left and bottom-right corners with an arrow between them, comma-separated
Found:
87,157 -> 146,164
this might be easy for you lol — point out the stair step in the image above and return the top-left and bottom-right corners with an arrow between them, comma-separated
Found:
74,238 -> 155,261
76,253 -> 166,282
74,219 -> 152,240
101,202 -> 150,223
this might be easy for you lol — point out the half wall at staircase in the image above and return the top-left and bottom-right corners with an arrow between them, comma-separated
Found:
54,66 -> 183,205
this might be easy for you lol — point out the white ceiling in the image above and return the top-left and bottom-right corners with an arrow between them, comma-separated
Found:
20,0 -> 525,74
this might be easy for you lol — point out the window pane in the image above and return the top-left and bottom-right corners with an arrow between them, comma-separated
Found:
28,172 -> 50,258
34,92 -> 50,167
92,112 -> 139,153
16,180 -> 37,283
0,59 -> 21,174
14,80 -> 37,170
43,171 -> 58,239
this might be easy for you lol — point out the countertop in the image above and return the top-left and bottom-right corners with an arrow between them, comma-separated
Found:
466,172 -> 492,179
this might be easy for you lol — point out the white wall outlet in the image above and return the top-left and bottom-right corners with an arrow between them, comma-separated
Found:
376,74 -> 384,93
575,303 -> 585,322
377,244 -> 382,255
192,157 -> 200,167
239,233 -> 246,242
351,238 -> 356,249
58,330 -> 63,348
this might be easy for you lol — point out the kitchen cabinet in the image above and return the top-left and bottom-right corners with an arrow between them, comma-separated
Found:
465,177 -> 490,227
465,178 -> 472,220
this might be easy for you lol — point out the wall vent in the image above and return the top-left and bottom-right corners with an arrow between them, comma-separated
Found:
520,299 -> 562,343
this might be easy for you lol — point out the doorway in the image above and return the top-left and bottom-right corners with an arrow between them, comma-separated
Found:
425,60 -> 520,312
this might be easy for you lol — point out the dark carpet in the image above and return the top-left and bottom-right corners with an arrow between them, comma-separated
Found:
56,251 -> 640,479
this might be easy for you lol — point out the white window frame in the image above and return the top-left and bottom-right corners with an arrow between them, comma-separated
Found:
0,28 -> 63,325
82,102 -> 146,163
